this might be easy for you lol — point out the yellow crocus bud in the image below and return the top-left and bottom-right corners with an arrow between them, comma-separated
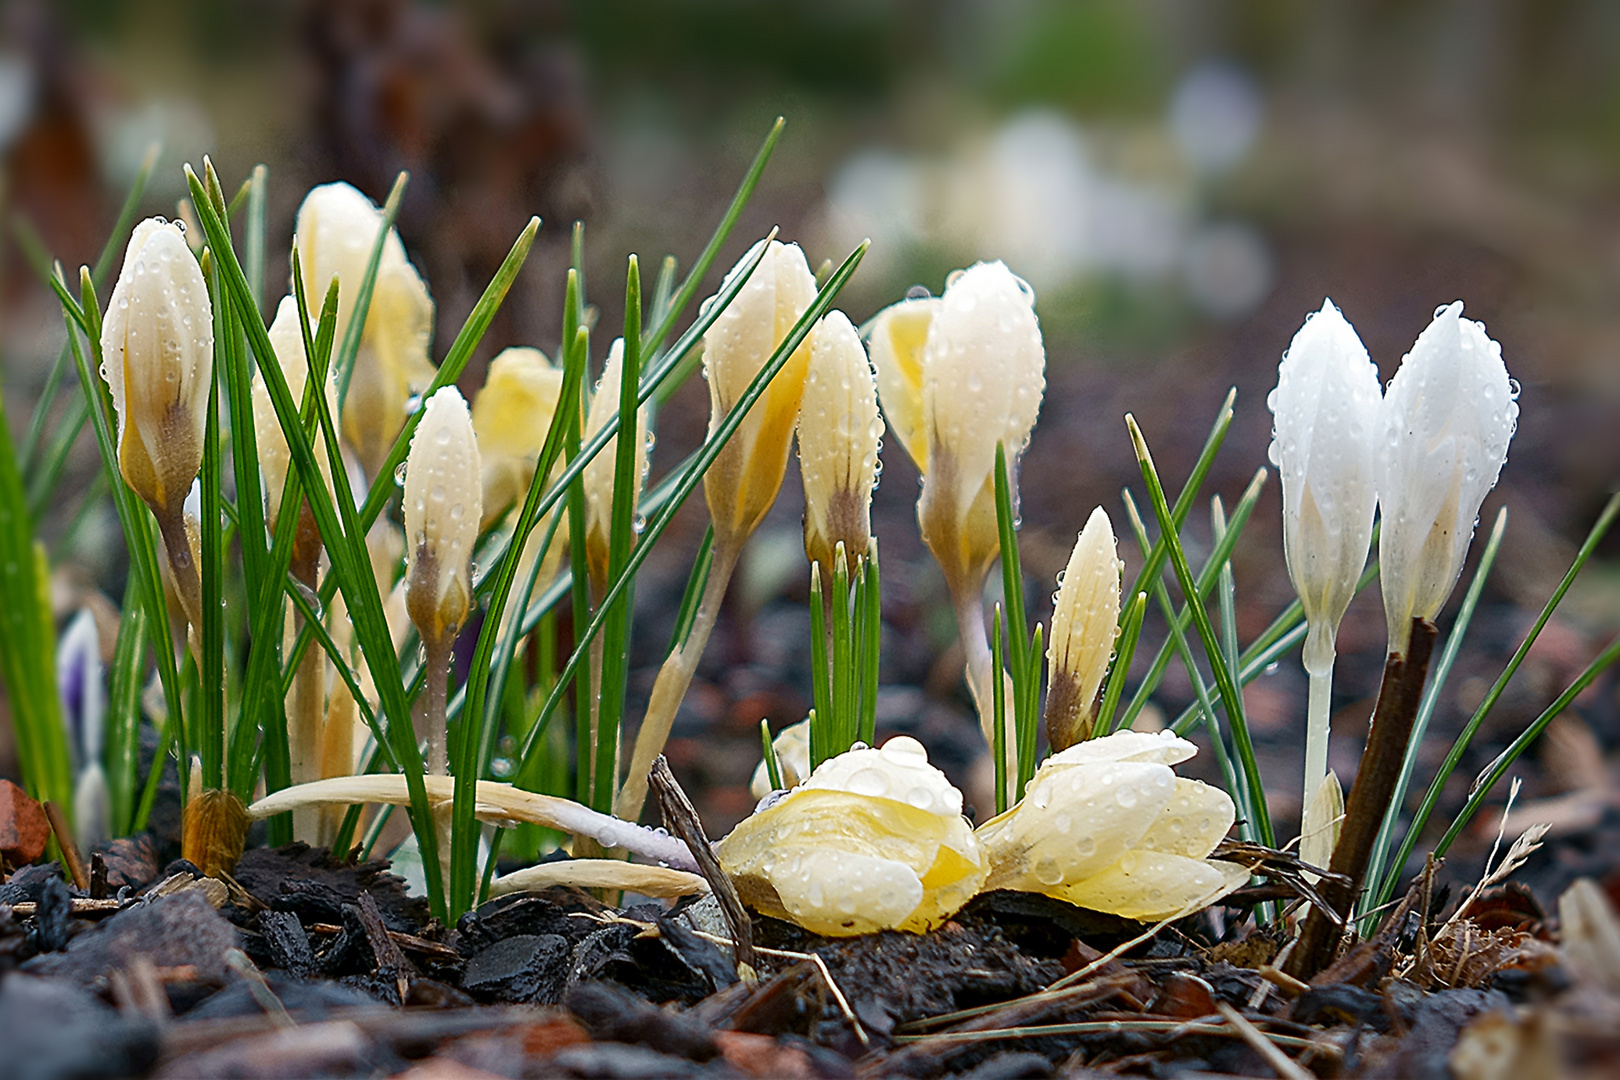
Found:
868,296 -> 937,475
916,262 -> 1045,589
99,217 -> 214,522
252,296 -> 341,532
583,338 -> 650,592
1044,507 -> 1123,750
702,238 -> 817,545
471,346 -> 565,529
798,311 -> 882,576
293,182 -> 436,478
403,387 -> 482,647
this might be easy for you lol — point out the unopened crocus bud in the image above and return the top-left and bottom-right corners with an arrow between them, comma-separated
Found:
1268,299 -> 1382,676
293,182 -> 436,478
1044,507 -> 1122,751
58,609 -> 108,851
100,218 -> 214,520
798,311 -> 883,575
472,346 -> 565,529
916,262 -> 1045,588
869,296 -> 937,475
404,387 -> 482,646
702,238 -> 817,545
1377,302 -> 1517,655
583,338 -> 650,591
252,296 -> 341,531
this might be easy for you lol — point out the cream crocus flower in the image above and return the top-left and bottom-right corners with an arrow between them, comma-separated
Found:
471,346 -> 565,529
293,182 -> 436,479
100,217 -> 213,628
582,338 -> 650,593
798,310 -> 883,575
1044,507 -> 1122,751
702,238 -> 818,546
718,737 -> 986,936
403,386 -> 481,775
977,731 -> 1247,921
1267,299 -> 1382,856
749,718 -> 812,800
1377,302 -> 1517,656
252,296 -> 341,532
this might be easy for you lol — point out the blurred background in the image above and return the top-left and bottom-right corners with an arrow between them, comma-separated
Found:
3,0 -> 1618,870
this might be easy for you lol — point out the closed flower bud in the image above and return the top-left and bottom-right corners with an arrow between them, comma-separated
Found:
916,262 -> 1045,587
583,338 -> 650,591
798,310 -> 883,575
1268,299 -> 1382,675
471,346 -> 565,529
293,182 -> 436,478
404,387 -> 482,646
100,218 -> 214,519
976,731 -> 1246,921
868,296 -> 937,475
1377,302 -> 1517,654
252,296 -> 340,531
702,238 -> 817,544
1044,507 -> 1122,751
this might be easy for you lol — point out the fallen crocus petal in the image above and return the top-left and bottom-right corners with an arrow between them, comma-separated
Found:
490,860 -> 708,900
247,775 -> 699,873
976,730 -> 1246,921
716,736 -> 986,937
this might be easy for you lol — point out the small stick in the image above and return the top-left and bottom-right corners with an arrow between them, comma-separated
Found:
647,755 -> 755,978
1286,617 -> 1437,980
1215,1002 -> 1313,1080
43,800 -> 88,891
90,851 -> 107,900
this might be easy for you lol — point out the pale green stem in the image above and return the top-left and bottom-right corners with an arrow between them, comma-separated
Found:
951,577 -> 1016,807
1303,663 -> 1332,830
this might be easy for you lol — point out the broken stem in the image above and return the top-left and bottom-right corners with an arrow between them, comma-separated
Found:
1285,617 -> 1437,980
614,539 -> 742,822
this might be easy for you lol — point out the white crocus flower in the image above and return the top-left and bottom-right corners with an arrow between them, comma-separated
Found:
1267,299 -> 1382,860
58,609 -> 109,852
797,310 -> 882,576
1044,507 -> 1122,752
1377,302 -> 1517,656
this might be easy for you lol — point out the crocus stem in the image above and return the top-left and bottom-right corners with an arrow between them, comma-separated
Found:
287,543 -> 326,842
1285,617 -> 1438,980
418,636 -> 453,777
615,539 -> 742,823
950,575 -> 1016,801
1302,664 -> 1332,827
155,506 -> 203,648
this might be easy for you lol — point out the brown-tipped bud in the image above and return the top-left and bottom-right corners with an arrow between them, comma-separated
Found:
582,338 -> 650,592
472,346 -> 565,529
293,182 -> 436,478
798,311 -> 882,576
403,387 -> 482,646
701,238 -> 817,545
99,218 -> 214,520
181,788 -> 249,878
1043,507 -> 1122,751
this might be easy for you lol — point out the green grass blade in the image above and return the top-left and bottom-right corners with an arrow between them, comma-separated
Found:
668,526 -> 716,656
860,541 -> 881,747
198,344 -> 225,788
104,585 -> 146,836
761,719 -> 785,790
993,444 -> 1032,783
1095,591 -> 1147,736
808,566 -> 831,769
992,604 -> 1008,814
1127,414 -> 1273,847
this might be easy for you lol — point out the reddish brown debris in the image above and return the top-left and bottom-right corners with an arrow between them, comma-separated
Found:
0,779 -> 50,867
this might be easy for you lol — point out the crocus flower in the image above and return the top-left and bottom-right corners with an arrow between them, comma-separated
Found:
1044,507 -> 1122,751
868,296 -> 937,475
1267,299 -> 1382,848
798,310 -> 883,576
718,736 -> 986,936
472,346 -> 565,529
252,296 -> 340,532
701,238 -> 817,547
57,609 -> 108,851
1377,302 -> 1517,655
293,182 -> 436,479
976,731 -> 1246,921
404,387 -> 482,648
100,218 -> 214,524
582,338 -> 650,592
